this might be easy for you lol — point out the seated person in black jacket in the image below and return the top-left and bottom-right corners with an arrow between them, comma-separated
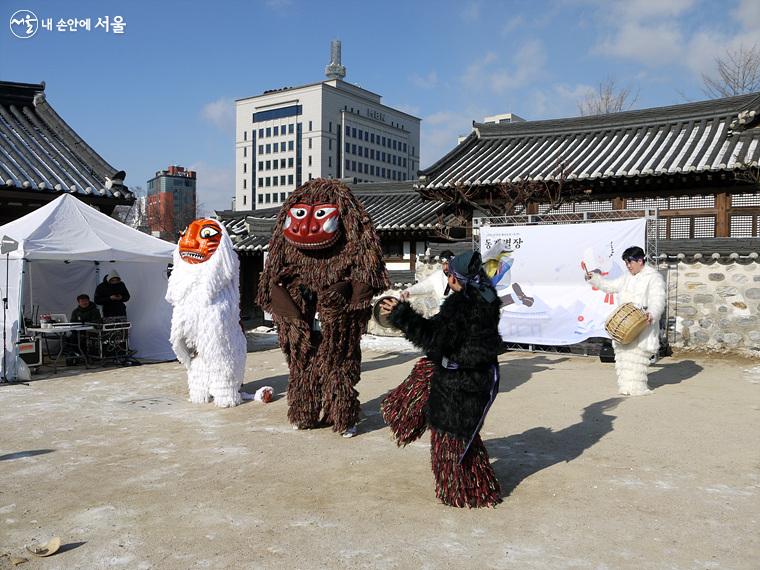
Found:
94,270 -> 130,318
71,293 -> 103,324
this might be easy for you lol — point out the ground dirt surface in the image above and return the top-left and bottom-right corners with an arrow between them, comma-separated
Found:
1,346 -> 758,569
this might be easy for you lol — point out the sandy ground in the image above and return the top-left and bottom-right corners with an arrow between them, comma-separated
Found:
1,340 -> 759,569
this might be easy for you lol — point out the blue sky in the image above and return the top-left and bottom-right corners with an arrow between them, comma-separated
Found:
3,0 -> 759,213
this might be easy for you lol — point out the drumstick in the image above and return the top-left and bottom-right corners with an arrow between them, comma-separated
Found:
581,261 -> 588,272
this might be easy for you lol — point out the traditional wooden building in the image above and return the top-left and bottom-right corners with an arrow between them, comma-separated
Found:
0,81 -> 133,224
418,92 -> 760,238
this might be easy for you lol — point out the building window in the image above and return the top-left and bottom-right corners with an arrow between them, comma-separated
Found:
265,160 -> 271,170
273,160 -> 278,170
287,124 -> 293,134
308,138 -> 312,149
266,193 -> 271,203
352,144 -> 357,155
243,163 -> 247,173
309,173 -> 313,180
243,179 -> 247,189
308,155 -> 312,166
273,176 -> 279,186
243,147 -> 247,158
382,241 -> 404,259
288,174 -> 294,184
279,142 -> 285,152
352,160 -> 356,171
329,121 -> 332,132
308,120 -> 313,131
280,192 -> 286,201
328,156 -> 332,168
274,126 -> 279,136
288,157 -> 294,167
258,161 -> 263,170
371,133 -> 375,144
244,131 -> 247,141
258,128 -> 264,138
243,195 -> 247,206
358,129 -> 363,139
266,144 -> 271,153
265,127 -> 271,137
352,127 -> 357,138
258,145 -> 264,154
280,175 -> 286,185
258,194 -> 263,203
364,131 -> 368,142
280,158 -> 286,168
288,141 -> 294,151
329,139 -> 332,151
265,177 -> 271,186
258,178 -> 263,187
345,159 -> 350,171
345,143 -> 350,153
345,124 -> 350,136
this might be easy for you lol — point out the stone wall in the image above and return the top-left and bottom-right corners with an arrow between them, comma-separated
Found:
667,259 -> 760,356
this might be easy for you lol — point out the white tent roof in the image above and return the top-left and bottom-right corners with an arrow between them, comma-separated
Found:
0,194 -> 175,261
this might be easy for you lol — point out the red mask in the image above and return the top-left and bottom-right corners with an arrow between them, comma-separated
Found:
178,219 -> 222,263
283,203 -> 340,249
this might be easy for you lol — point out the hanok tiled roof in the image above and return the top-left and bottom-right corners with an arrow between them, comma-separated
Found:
0,81 -> 132,201
217,181 -> 453,253
418,92 -> 760,189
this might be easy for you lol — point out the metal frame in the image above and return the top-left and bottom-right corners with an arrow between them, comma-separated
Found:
471,209 -> 666,357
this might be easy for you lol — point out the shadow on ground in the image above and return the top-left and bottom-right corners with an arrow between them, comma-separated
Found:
499,354 -> 571,393
648,359 -> 703,389
0,449 -> 55,461
488,397 -> 623,497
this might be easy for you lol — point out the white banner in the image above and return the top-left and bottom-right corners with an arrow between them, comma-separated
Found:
479,217 -> 647,345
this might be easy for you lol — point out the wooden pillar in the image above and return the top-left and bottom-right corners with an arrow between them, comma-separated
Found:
715,191 -> 730,237
410,238 -> 416,271
612,196 -> 625,210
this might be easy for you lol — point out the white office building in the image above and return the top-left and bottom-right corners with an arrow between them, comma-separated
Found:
234,41 -> 421,210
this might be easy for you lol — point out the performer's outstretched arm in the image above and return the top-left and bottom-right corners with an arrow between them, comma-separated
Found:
389,301 -> 453,356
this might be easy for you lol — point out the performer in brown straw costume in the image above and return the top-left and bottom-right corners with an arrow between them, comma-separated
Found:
257,178 -> 388,437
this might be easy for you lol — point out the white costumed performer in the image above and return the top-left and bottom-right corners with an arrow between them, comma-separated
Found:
586,246 -> 666,396
166,218 -> 247,407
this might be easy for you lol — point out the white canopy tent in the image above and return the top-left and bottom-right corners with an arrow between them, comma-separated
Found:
0,194 -> 176,379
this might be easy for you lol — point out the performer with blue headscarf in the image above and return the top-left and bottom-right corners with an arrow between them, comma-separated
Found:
380,251 -> 502,508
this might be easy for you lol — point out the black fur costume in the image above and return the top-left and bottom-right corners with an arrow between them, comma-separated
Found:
385,282 -> 503,507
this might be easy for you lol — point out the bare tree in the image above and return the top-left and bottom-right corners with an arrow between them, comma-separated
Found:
702,44 -> 760,99
577,78 -> 639,116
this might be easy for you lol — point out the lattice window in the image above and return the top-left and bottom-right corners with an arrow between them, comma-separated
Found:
731,192 -> 760,207
730,215 -> 755,237
669,195 -> 715,209
669,218 -> 691,239
539,202 -> 574,214
575,200 -> 613,212
627,197 -> 668,210
648,219 -> 667,240
693,216 -> 715,237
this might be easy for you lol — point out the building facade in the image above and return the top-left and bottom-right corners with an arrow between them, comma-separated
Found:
234,41 -> 421,210
146,165 -> 197,240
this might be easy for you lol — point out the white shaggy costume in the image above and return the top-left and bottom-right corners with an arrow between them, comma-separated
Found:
165,225 -> 247,407
589,265 -> 666,396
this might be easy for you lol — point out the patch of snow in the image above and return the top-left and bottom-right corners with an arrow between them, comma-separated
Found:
361,334 -> 420,354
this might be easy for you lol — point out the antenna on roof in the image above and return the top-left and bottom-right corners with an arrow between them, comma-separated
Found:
325,40 -> 346,80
